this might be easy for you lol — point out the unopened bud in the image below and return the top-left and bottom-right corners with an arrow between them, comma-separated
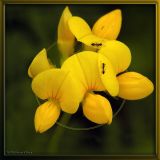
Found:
57,6 -> 75,59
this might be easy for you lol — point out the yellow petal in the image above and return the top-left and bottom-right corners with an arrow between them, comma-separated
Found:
117,72 -> 154,100
32,69 -> 67,100
32,69 -> 83,113
34,100 -> 60,133
76,51 -> 105,91
92,9 -> 122,40
57,6 -> 75,57
61,51 -> 105,92
98,40 -> 131,74
79,34 -> 108,49
68,16 -> 92,40
28,48 -> 53,78
61,54 -> 87,92
58,70 -> 84,113
58,6 -> 74,41
58,40 -> 75,59
98,53 -> 119,96
82,93 -> 112,124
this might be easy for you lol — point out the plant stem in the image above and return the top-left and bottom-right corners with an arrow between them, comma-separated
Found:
47,113 -> 71,154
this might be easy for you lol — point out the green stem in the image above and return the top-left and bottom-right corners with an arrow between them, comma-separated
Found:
60,54 -> 68,66
34,94 -> 40,105
47,113 -> 71,153
47,42 -> 57,52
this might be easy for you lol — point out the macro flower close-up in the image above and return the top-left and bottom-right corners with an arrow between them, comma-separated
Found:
27,4 -> 154,141
5,4 -> 157,156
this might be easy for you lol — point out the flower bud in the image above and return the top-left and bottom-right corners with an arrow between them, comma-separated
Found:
57,6 -> 75,59
117,72 -> 154,100
34,101 -> 60,133
92,9 -> 122,40
82,93 -> 112,124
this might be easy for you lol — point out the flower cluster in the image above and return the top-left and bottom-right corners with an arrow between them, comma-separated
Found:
28,6 -> 154,133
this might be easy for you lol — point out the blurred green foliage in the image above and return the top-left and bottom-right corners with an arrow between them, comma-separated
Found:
5,4 -> 155,156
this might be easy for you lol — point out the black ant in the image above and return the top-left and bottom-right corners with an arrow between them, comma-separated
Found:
102,63 -> 106,74
91,42 -> 102,47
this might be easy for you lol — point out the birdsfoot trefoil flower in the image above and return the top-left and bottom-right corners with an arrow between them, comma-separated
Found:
28,6 -> 154,133
68,9 -> 122,50
61,51 -> 118,124
31,68 -> 83,133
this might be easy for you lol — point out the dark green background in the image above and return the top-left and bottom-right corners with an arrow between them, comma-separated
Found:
5,4 -> 156,155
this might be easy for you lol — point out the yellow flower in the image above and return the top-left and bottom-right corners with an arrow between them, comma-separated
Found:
29,49 -> 83,132
32,68 -> 83,133
28,48 -> 53,78
61,51 -> 119,124
83,93 -> 112,124
57,6 -> 75,60
99,42 -> 154,100
117,72 -> 154,100
68,9 -> 122,49
28,7 -> 154,131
